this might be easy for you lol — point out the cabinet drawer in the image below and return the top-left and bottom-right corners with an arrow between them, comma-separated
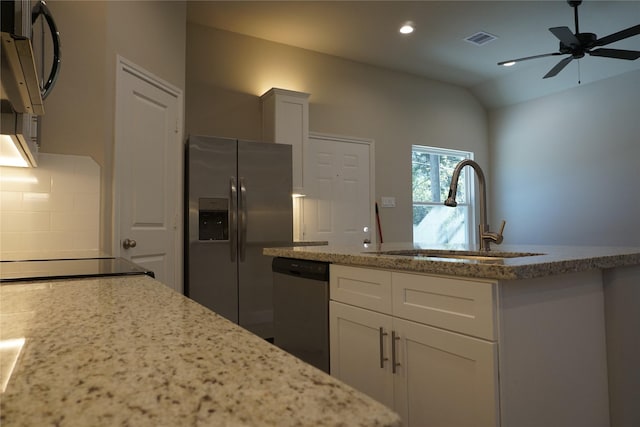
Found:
392,272 -> 497,340
330,265 -> 392,314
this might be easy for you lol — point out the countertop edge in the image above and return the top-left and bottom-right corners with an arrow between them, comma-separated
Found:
263,246 -> 640,280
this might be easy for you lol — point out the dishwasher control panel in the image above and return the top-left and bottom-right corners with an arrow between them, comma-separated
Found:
271,257 -> 329,281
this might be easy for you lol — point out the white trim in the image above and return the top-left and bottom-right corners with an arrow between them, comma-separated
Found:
117,55 -> 182,97
308,132 -> 377,244
412,145 -> 474,160
309,131 -> 372,146
113,55 -> 184,292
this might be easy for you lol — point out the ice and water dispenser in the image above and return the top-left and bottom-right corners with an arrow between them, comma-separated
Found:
198,198 -> 229,241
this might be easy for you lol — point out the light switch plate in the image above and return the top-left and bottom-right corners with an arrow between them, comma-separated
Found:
380,197 -> 396,208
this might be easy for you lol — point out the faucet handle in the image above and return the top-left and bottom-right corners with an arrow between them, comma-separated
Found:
480,220 -> 506,248
498,220 -> 506,235
495,220 -> 506,244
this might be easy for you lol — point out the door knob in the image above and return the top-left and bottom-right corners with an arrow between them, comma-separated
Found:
122,238 -> 137,249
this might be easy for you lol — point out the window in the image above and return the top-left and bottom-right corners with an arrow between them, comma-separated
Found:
412,145 -> 474,245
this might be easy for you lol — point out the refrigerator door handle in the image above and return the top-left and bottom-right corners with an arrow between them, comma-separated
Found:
239,177 -> 247,262
230,177 -> 238,262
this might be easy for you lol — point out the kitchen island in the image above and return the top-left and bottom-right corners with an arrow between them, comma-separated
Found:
0,275 -> 400,427
264,243 -> 640,427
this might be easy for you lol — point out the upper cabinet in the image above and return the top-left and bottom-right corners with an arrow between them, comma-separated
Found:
261,88 -> 310,193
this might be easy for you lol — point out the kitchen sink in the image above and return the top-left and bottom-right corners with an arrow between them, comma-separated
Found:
364,249 -> 544,261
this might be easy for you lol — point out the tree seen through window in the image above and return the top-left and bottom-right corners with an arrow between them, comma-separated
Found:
412,146 -> 473,245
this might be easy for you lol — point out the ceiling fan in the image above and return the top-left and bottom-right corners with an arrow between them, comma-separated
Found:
497,0 -> 640,79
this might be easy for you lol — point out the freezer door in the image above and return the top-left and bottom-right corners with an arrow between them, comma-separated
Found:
237,140 -> 293,338
186,136 -> 238,323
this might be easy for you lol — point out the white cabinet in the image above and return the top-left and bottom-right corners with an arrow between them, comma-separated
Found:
392,317 -> 498,427
392,271 -> 497,340
330,264 -> 612,427
330,264 -> 392,313
330,301 -> 394,408
260,88 -> 310,193
329,265 -> 499,427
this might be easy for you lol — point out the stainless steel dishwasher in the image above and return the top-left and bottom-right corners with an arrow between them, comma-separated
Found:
272,257 -> 330,373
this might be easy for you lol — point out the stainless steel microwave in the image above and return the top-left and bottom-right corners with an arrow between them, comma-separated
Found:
0,0 -> 61,167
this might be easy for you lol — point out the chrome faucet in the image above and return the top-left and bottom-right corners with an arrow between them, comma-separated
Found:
444,159 -> 506,252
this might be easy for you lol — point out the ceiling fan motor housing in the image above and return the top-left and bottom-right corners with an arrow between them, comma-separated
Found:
559,32 -> 597,58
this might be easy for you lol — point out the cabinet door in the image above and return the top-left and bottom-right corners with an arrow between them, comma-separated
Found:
330,301 -> 394,408
393,317 -> 499,427
260,88 -> 309,191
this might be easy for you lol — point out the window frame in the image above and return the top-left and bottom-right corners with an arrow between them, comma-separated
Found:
411,145 -> 476,246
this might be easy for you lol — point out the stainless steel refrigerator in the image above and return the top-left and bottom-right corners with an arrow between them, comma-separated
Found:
185,136 -> 293,339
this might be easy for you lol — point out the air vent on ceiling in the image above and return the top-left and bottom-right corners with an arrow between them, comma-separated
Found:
464,31 -> 498,46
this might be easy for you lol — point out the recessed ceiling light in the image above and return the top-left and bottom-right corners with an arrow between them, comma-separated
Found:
399,22 -> 414,35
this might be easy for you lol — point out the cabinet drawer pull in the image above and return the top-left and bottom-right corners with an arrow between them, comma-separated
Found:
379,327 -> 388,368
391,331 -> 401,374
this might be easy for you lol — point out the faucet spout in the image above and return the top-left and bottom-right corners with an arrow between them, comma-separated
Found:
444,159 -> 506,251
444,189 -> 458,207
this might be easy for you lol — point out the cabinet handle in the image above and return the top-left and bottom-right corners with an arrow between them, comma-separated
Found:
391,331 -> 401,374
379,327 -> 388,368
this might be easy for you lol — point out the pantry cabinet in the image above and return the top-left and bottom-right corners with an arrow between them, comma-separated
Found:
260,88 -> 310,193
329,265 -> 499,426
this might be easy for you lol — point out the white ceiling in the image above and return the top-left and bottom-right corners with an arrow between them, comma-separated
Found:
187,1 -> 640,108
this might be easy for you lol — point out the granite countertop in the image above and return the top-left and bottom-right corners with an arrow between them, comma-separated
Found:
263,242 -> 640,280
0,276 -> 400,427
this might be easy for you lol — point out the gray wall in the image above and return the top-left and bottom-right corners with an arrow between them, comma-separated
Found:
491,71 -> 640,427
490,70 -> 640,247
186,24 -> 488,243
42,0 -> 186,253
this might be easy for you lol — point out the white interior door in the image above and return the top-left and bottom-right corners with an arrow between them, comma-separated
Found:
114,57 -> 183,292
303,134 -> 374,245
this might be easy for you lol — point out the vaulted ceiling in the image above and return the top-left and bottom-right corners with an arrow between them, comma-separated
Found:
187,1 -> 640,108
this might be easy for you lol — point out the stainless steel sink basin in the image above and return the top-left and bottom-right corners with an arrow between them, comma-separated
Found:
364,249 -> 544,261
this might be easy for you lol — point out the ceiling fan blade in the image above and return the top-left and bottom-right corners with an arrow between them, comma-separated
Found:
594,24 -> 640,47
497,52 -> 563,66
549,26 -> 580,47
543,56 -> 574,79
589,48 -> 640,60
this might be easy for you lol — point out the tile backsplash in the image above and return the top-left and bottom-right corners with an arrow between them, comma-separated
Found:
0,154 -> 100,258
